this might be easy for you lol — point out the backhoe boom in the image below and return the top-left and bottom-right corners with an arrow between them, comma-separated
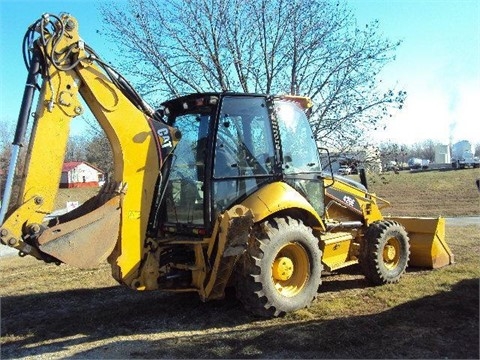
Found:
0,14 -> 179,288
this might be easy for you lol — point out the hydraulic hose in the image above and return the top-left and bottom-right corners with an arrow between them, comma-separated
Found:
0,53 -> 41,224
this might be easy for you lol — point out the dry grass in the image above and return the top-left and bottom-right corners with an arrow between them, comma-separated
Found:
366,167 -> 480,216
1,169 -> 479,359
54,187 -> 100,210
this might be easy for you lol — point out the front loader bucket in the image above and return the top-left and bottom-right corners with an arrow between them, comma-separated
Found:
388,216 -> 454,269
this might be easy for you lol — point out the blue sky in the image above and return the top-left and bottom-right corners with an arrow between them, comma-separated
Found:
0,0 -> 479,146
349,0 -> 480,146
0,0 -> 108,137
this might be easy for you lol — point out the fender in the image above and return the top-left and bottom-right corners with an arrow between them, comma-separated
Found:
240,181 -> 325,230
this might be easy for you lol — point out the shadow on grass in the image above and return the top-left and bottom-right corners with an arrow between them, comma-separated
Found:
1,277 -> 478,359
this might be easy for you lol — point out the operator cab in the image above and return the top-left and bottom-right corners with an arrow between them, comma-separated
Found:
155,93 -> 324,236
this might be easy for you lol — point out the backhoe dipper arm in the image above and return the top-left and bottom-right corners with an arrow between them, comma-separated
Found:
0,14 -> 179,287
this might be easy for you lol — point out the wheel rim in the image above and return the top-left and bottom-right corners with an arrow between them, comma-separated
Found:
382,236 -> 401,270
271,242 -> 310,297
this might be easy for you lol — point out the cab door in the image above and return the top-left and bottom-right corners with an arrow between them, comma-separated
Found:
212,95 -> 276,217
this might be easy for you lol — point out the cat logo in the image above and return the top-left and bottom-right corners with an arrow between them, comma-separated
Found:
157,128 -> 172,148
342,195 -> 355,208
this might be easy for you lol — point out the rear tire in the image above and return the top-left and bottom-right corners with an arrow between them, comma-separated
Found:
235,217 -> 322,317
361,220 -> 410,285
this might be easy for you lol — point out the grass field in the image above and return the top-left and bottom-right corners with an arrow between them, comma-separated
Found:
51,167 -> 480,216
1,168 -> 479,359
366,167 -> 480,216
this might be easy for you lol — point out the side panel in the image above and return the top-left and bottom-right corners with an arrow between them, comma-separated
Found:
324,176 -> 386,225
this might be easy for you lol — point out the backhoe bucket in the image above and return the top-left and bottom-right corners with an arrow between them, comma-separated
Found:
388,216 -> 454,269
37,182 -> 124,269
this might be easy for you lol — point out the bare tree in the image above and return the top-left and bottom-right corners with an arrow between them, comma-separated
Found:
378,141 -> 409,167
408,140 -> 438,162
0,120 -> 14,161
0,120 -> 29,205
0,120 -> 14,196
85,135 -> 114,178
65,135 -> 89,162
98,0 -> 405,150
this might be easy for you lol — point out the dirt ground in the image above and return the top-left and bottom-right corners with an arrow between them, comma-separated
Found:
1,253 -> 478,359
1,169 -> 479,359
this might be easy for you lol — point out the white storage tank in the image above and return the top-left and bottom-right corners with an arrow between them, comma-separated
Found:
435,144 -> 450,164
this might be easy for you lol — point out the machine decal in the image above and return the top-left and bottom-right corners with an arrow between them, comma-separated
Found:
157,127 -> 173,148
325,187 -> 362,214
342,195 -> 356,208
149,120 -> 180,162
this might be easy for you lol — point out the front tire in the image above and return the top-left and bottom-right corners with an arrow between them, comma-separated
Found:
235,217 -> 323,317
361,220 -> 410,285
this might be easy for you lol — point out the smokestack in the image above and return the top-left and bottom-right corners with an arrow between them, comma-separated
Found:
448,120 -> 456,146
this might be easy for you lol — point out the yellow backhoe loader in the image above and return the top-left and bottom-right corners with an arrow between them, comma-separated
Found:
0,14 -> 453,317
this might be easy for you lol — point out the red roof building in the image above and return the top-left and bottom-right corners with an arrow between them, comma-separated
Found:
60,161 -> 104,188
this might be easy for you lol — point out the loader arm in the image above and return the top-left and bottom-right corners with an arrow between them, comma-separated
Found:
0,14 -> 179,286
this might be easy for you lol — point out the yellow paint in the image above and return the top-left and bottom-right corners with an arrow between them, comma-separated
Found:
1,75 -> 79,243
320,232 -> 355,271
77,65 -> 162,285
388,216 -> 454,268
241,182 -> 324,229
272,257 -> 294,281
128,211 -> 141,220
272,242 -> 310,297
0,15 -> 175,288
